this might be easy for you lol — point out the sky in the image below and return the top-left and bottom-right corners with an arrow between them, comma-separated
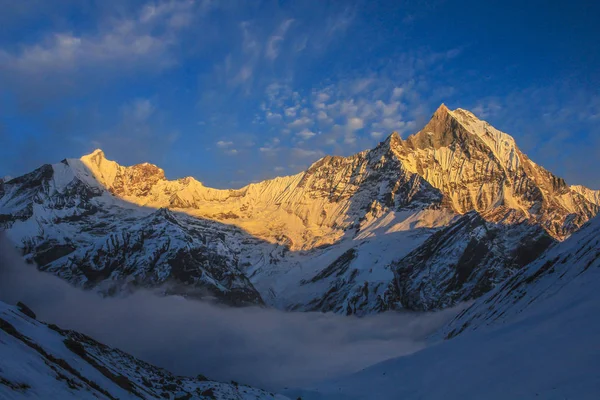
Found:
0,0 -> 598,189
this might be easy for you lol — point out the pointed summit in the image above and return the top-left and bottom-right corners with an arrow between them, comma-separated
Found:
372,131 -> 403,155
436,103 -> 450,114
86,149 -> 105,159
403,103 -> 463,150
80,149 -> 108,169
384,131 -> 402,144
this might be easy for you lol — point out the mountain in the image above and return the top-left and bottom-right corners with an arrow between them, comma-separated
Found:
442,203 -> 600,339
1,105 -> 598,314
0,300 -> 289,400
389,210 -> 553,311
0,161 -> 267,306
571,184 -> 600,206
288,214 -> 600,400
392,105 -> 598,239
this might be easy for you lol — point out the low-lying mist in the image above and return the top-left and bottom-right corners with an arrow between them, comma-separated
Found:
0,233 -> 460,390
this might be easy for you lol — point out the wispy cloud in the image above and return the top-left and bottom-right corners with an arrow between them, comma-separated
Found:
265,19 -> 294,61
0,0 -> 206,76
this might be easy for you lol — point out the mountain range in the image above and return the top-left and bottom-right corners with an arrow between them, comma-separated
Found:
1,104 -> 599,317
2,104 -> 600,399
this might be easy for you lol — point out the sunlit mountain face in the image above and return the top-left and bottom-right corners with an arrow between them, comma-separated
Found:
1,1 -> 599,399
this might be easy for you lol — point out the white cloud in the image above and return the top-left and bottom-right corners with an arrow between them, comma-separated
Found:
259,146 -> 279,155
266,111 -> 283,123
316,92 -> 330,103
0,0 -> 204,76
392,87 -> 404,99
133,99 -> 154,121
351,78 -> 374,94
265,19 -> 294,61
373,117 -> 405,131
370,131 -> 384,139
292,148 -> 324,158
216,140 -> 234,148
344,134 -> 357,144
317,110 -> 329,121
225,148 -> 239,155
288,116 -> 313,129
297,129 -> 317,139
285,106 -> 299,117
472,101 -> 502,119
376,100 -> 401,117
347,117 -> 364,131
123,98 -> 155,122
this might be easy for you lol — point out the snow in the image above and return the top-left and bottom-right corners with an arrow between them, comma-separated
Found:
0,301 -> 290,400
571,184 -> 600,206
287,216 -> 600,400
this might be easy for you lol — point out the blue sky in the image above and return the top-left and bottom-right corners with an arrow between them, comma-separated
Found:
0,0 -> 598,188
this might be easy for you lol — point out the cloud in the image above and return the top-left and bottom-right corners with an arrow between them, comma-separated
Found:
392,87 -> 404,99
123,98 -> 155,122
265,19 -> 294,61
347,117 -> 364,131
288,116 -> 313,129
0,233 -> 462,391
216,140 -> 234,148
297,128 -> 317,139
0,1 -> 203,77
291,148 -> 324,158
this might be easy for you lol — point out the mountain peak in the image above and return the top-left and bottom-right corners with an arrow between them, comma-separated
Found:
87,148 -> 105,158
384,131 -> 402,144
436,103 -> 450,114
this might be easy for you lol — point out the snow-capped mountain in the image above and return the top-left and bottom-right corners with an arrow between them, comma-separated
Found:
392,105 -> 599,239
1,105 -> 598,314
0,161 -> 268,306
0,300 -> 289,400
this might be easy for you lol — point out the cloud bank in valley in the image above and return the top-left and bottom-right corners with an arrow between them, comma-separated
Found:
0,233 -> 460,390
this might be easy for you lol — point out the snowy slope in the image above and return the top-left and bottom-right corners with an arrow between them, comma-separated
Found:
0,163 -> 269,306
288,215 -> 600,400
571,184 -> 600,206
0,300 -> 289,400
442,208 -> 600,338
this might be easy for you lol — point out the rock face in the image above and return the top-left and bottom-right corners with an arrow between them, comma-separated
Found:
392,105 -> 598,239
391,211 -> 554,311
1,105 -> 598,314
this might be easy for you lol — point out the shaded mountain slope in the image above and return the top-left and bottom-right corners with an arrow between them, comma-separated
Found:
0,300 -> 289,399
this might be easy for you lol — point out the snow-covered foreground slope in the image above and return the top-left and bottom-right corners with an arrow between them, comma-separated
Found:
288,216 -> 600,400
0,104 -> 598,315
0,301 -> 289,400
